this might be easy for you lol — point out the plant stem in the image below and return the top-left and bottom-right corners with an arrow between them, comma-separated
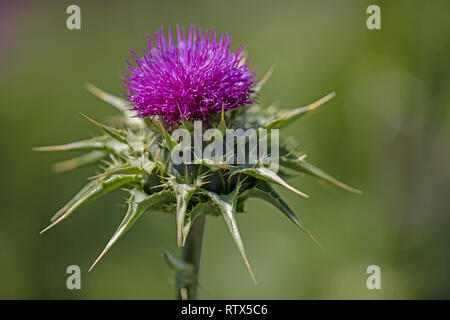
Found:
177,215 -> 205,300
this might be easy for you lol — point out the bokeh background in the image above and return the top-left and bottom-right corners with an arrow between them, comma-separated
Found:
1,0 -> 449,299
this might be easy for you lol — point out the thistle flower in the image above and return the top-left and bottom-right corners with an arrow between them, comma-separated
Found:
123,24 -> 257,124
35,25 -> 360,300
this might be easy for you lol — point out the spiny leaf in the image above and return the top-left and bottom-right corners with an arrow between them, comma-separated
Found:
80,113 -> 128,144
230,166 -> 309,198
240,181 -> 321,248
89,189 -> 173,271
280,158 -> 361,194
202,186 -> 257,284
40,174 -> 143,233
33,138 -> 109,153
263,92 -> 336,130
33,137 -> 127,157
52,151 -> 106,173
50,181 -> 97,222
168,181 -> 196,247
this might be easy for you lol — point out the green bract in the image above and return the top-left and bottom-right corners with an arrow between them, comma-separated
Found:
35,71 -> 360,285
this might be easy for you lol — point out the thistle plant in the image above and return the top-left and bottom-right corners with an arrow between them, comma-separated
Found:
35,24 -> 360,300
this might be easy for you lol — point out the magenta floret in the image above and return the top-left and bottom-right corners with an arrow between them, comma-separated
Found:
123,24 -> 257,124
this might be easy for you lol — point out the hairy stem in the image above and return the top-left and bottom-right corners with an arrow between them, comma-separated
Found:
177,215 -> 205,300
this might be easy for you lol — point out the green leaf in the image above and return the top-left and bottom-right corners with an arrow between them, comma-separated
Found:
168,181 -> 197,246
280,158 -> 361,194
52,151 -> 106,173
230,166 -> 309,198
202,186 -> 257,283
40,174 -> 143,233
89,189 -> 173,271
240,181 -> 321,248
263,92 -> 335,130
81,113 -> 128,144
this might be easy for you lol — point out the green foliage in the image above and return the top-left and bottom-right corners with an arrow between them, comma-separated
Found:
35,80 -> 358,281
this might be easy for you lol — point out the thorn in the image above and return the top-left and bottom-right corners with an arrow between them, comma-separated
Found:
40,220 -> 59,234
80,113 -> 127,144
154,148 -> 161,162
88,248 -> 108,272
336,182 -> 362,195
50,206 -> 69,222
303,92 -> 336,114
285,185 -> 309,198
245,259 -> 258,285
89,172 -> 108,180
33,145 -> 68,152
307,233 -> 323,250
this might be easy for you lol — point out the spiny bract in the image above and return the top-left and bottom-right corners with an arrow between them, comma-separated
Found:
35,79 -> 359,280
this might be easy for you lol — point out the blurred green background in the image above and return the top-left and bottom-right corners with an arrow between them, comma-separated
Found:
1,0 -> 449,299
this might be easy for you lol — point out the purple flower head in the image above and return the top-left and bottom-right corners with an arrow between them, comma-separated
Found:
122,24 -> 257,124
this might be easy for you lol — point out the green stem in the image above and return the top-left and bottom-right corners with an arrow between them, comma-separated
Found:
177,215 -> 205,300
